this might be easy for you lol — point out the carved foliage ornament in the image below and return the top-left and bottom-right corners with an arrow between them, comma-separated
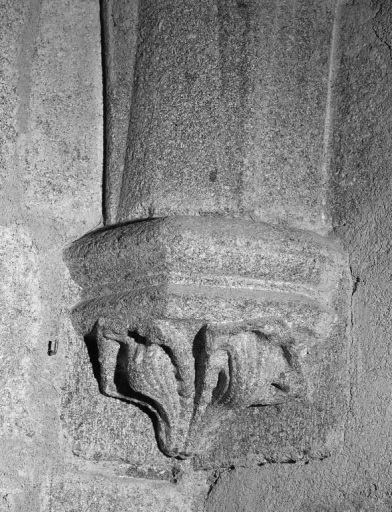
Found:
94,317 -> 306,458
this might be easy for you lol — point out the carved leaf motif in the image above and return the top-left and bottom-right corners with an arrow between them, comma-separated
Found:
125,320 -> 198,457
205,326 -> 304,407
94,318 -> 306,458
126,340 -> 185,456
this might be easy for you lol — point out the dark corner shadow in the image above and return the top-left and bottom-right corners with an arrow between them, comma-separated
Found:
84,329 -> 102,384
192,325 -> 209,413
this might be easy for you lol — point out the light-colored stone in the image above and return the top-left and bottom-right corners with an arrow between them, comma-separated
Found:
65,213 -> 349,465
1,0 -> 391,510
49,464 -> 207,512
206,0 -> 392,510
21,0 -> 103,232
0,0 -> 105,509
105,0 -> 335,234
65,0 -> 350,476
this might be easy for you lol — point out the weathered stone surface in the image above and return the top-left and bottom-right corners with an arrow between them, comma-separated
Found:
4,0 -> 392,509
101,0 -> 139,225
65,0 -> 350,474
0,227 -> 43,510
0,0 -> 104,509
49,465 -> 207,512
206,0 -> 392,510
21,0 -> 103,230
65,216 -> 349,465
61,310 -> 175,476
105,0 -> 335,234
66,216 -> 343,302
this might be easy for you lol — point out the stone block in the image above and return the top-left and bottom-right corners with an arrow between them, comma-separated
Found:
49,467 -> 200,512
106,1 -> 335,234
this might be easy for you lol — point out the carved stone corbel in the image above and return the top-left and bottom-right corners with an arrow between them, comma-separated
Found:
65,216 -> 348,459
65,0 -> 350,465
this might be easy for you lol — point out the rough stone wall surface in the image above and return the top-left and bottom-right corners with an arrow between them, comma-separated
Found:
205,1 -> 392,511
0,0 -> 102,508
0,0 -> 207,510
1,0 -> 391,511
110,0 -> 335,233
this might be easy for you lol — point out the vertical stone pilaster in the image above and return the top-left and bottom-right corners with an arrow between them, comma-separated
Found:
66,0 -> 350,470
104,0 -> 338,233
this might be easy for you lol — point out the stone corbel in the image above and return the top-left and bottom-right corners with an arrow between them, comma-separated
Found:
65,216 -> 347,459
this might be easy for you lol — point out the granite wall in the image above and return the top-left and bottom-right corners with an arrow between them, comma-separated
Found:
1,1 -> 391,511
